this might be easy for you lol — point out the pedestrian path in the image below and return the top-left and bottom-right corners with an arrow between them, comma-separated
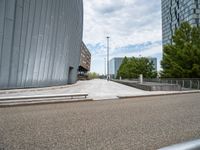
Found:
0,79 -> 199,100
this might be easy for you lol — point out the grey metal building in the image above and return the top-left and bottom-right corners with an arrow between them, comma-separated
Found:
0,0 -> 83,89
162,0 -> 200,45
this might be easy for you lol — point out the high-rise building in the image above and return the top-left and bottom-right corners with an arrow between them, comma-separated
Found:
161,0 -> 200,45
0,0 -> 83,89
109,58 -> 124,78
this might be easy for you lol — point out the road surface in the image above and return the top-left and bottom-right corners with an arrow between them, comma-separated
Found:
0,93 -> 200,150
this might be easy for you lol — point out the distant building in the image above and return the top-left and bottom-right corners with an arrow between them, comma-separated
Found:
147,57 -> 157,71
161,0 -> 200,45
109,58 -> 124,78
109,57 -> 157,78
78,42 -> 91,79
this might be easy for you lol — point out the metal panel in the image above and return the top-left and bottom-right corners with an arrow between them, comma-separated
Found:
21,0 -> 35,87
9,5 -> 23,88
5,0 -> 16,19
25,0 -> 42,86
0,18 -> 15,88
17,0 -> 30,87
32,0 -> 47,85
0,0 -> 6,33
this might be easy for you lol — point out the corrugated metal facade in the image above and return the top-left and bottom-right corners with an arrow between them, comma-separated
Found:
0,0 -> 83,89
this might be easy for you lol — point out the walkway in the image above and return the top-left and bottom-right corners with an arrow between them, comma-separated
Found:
0,79 -> 179,100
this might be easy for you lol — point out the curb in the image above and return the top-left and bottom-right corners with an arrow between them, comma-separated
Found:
118,90 -> 200,99
0,98 -> 93,108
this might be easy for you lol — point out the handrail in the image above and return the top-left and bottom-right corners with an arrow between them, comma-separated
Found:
159,139 -> 200,150
121,78 -> 200,90
0,93 -> 88,101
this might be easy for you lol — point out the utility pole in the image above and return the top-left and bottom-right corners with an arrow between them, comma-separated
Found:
107,36 -> 110,81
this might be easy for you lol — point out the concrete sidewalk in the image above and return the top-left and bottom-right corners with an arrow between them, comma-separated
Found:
0,79 -> 199,102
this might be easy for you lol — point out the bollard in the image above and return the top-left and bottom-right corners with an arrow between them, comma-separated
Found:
190,80 -> 192,89
139,74 -> 143,84
182,80 -> 184,88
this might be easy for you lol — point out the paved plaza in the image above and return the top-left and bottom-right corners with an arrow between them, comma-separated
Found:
0,79 -> 180,100
0,93 -> 200,150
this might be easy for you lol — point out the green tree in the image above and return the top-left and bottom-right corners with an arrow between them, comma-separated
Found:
161,22 -> 200,78
117,57 -> 129,78
117,57 -> 157,79
88,72 -> 100,79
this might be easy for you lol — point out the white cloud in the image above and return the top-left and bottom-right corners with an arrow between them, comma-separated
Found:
83,0 -> 162,74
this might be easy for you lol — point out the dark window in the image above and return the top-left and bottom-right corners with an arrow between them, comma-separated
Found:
176,0 -> 179,9
195,0 -> 199,8
196,18 -> 199,25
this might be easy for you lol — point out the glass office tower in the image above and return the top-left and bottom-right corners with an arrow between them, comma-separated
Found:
162,0 -> 200,45
109,58 -> 124,78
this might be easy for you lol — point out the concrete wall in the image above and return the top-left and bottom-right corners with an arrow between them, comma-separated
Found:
113,80 -> 182,91
0,0 -> 83,89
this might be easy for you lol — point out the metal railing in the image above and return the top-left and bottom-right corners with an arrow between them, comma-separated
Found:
128,78 -> 200,90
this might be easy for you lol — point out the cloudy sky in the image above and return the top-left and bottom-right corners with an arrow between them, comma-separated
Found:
83,0 -> 162,74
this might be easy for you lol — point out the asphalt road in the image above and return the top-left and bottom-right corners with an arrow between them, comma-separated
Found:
0,93 -> 200,150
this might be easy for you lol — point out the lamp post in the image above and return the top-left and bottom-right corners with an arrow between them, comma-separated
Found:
106,36 -> 110,81
104,57 -> 106,77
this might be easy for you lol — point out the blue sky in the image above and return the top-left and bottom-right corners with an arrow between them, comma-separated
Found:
83,0 -> 162,74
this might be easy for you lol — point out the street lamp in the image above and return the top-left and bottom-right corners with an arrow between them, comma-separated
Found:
104,58 -> 106,77
106,36 -> 110,81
